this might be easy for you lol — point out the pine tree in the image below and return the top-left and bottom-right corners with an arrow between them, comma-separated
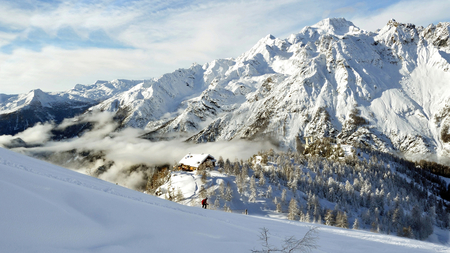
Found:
259,171 -> 266,186
270,167 -> 278,183
223,203 -> 231,212
317,215 -> 323,225
217,156 -> 224,168
353,218 -> 360,230
225,183 -> 233,201
410,204 -> 423,238
304,211 -> 311,223
306,193 -> 313,213
241,164 -> 248,181
288,198 -> 299,220
429,206 -> 437,226
249,187 -> 257,203
165,177 -> 174,201
371,221 -> 379,232
213,198 -> 220,209
276,203 -> 282,213
361,209 -> 371,226
297,210 -> 303,222
266,185 -> 272,199
313,205 -> 320,223
233,162 -> 240,175
328,187 -> 335,202
281,189 -> 287,204
219,181 -> 225,198
336,211 -> 349,228
398,226 -> 414,238
325,210 -> 335,226
250,175 -> 256,189
391,207 -> 402,232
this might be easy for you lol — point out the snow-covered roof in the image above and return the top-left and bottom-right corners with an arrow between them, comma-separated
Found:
254,156 -> 262,165
179,153 -> 215,168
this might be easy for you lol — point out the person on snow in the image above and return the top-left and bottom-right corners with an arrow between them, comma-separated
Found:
201,198 -> 209,209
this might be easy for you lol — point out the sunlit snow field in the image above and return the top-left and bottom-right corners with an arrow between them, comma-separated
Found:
1,147 -> 448,253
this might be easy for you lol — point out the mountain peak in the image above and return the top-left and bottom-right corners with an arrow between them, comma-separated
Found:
265,34 -> 276,40
380,18 -> 418,32
311,18 -> 359,35
94,80 -> 108,85
387,18 -> 398,25
30,88 -> 44,95
25,89 -> 53,107
376,19 -> 420,46
28,88 -> 45,100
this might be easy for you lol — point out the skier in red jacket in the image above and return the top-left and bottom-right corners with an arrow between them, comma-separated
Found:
201,198 -> 208,209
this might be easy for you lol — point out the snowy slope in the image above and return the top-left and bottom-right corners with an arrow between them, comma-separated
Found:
1,147 -> 448,253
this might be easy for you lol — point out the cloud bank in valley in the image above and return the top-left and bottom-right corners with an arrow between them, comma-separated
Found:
0,111 -> 276,189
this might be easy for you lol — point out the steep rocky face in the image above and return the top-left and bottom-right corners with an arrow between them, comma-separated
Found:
2,18 -> 450,160
84,18 -> 450,159
164,19 -> 447,157
181,19 -> 450,157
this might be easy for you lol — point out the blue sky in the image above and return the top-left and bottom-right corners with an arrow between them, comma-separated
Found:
0,0 -> 449,94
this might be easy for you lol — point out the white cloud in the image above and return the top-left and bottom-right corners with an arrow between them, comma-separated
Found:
16,122 -> 54,144
0,4 -> 32,29
1,0 -> 450,94
0,46 -> 160,94
0,31 -> 19,47
351,0 -> 450,32
0,0 -> 329,94
28,1 -> 143,37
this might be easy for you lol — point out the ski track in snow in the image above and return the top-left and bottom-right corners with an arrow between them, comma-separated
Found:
183,173 -> 199,205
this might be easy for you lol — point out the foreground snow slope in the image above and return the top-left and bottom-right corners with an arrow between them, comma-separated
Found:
1,147 -> 448,253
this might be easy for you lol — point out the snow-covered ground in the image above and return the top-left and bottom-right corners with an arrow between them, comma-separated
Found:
1,147 -> 448,253
159,165 -> 450,245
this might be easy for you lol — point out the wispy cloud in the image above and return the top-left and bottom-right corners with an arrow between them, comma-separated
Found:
351,0 -> 450,32
0,0 -> 449,94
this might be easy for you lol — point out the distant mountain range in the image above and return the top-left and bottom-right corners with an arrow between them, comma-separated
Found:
1,18 -> 450,161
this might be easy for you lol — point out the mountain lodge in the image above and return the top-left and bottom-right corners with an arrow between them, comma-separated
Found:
178,153 -> 216,171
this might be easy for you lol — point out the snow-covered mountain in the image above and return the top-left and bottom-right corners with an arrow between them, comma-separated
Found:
92,18 -> 450,160
0,79 -> 141,136
1,146 -> 448,252
2,18 -> 450,160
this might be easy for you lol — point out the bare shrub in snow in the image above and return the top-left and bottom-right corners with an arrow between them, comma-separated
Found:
251,226 -> 318,253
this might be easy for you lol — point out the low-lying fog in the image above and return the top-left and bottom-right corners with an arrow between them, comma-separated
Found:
0,110 -> 275,190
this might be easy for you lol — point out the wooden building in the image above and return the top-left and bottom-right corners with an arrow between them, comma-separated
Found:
178,153 -> 216,171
